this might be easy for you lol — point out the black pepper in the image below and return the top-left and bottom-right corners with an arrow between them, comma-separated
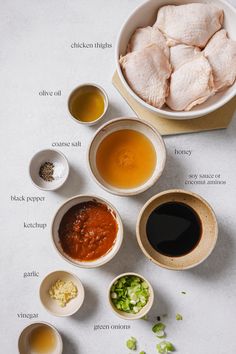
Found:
39,162 -> 54,182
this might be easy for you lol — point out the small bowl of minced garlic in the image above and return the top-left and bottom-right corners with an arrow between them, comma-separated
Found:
39,270 -> 85,317
29,149 -> 69,191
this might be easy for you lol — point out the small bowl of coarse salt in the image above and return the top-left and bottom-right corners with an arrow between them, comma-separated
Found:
29,149 -> 69,191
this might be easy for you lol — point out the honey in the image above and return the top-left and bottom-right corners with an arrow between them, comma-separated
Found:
29,325 -> 56,353
96,129 -> 156,188
69,85 -> 105,122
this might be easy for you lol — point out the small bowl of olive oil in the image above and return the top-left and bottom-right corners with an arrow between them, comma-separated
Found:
18,322 -> 63,354
68,83 -> 108,125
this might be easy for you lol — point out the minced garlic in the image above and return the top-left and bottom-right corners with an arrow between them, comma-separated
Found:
49,280 -> 78,307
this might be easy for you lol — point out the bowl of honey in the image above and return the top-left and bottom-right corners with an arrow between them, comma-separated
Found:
88,117 -> 166,196
68,83 -> 108,125
136,189 -> 218,270
18,322 -> 63,354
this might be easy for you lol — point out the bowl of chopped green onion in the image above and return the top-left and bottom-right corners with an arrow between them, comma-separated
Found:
108,273 -> 154,319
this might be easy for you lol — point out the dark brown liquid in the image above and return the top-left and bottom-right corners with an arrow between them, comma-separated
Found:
146,202 -> 201,257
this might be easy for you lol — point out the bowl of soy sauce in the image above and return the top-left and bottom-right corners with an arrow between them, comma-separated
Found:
136,189 -> 218,270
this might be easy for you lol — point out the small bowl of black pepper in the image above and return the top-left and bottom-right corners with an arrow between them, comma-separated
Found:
29,149 -> 69,191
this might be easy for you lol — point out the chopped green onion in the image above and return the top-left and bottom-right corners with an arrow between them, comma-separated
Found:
176,313 -> 183,321
156,330 -> 166,338
139,351 -> 146,354
152,322 -> 165,333
111,275 -> 150,314
181,291 -> 186,294
126,337 -> 137,350
156,341 -> 175,353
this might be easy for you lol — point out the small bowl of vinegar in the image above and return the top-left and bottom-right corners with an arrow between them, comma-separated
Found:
88,117 -> 166,196
68,83 -> 108,125
18,322 -> 63,354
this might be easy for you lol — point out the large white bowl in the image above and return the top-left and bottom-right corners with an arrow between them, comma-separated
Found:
116,0 -> 236,120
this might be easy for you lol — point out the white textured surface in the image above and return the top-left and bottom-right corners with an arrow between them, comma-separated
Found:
0,0 -> 236,353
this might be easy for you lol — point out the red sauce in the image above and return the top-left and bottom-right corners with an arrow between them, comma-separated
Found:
58,201 -> 118,261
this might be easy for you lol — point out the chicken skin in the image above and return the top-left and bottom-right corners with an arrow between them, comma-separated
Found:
120,44 -> 171,108
204,29 -> 236,91
127,26 -> 169,58
170,44 -> 201,70
154,3 -> 223,48
166,55 -> 214,111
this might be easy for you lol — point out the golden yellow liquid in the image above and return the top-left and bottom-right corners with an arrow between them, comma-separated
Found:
29,325 -> 56,353
69,86 -> 105,122
96,129 -> 157,188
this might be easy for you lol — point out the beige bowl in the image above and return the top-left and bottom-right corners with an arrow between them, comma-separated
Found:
108,272 -> 154,320
29,149 -> 69,191
136,189 -> 218,270
39,270 -> 85,317
68,83 -> 108,125
18,322 -> 63,354
52,195 -> 123,268
116,0 -> 236,119
88,117 -> 166,196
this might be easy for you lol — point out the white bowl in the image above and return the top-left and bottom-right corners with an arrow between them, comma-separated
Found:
51,195 -> 123,268
116,0 -> 236,120
29,149 -> 69,191
88,117 -> 166,196
108,272 -> 154,320
18,322 -> 63,354
39,270 -> 85,317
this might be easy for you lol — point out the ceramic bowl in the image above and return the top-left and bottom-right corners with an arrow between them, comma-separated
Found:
39,270 -> 85,317
88,117 -> 166,196
136,189 -> 218,270
52,195 -> 123,268
108,272 -> 154,320
68,83 -> 108,125
18,322 -> 63,354
116,0 -> 236,120
29,149 -> 69,191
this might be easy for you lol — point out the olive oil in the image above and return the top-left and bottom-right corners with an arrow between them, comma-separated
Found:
96,129 -> 156,188
29,325 -> 56,353
146,202 -> 202,257
69,85 -> 105,122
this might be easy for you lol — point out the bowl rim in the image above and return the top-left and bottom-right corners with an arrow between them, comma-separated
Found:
87,116 -> 166,196
18,321 -> 63,354
51,194 -> 124,268
67,82 -> 109,126
115,0 -> 236,119
108,272 -> 154,320
136,188 -> 218,270
29,148 -> 70,191
39,270 -> 85,317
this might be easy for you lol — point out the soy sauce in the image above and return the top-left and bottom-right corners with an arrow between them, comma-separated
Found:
146,202 -> 201,257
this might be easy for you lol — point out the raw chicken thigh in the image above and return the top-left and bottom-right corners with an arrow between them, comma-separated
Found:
154,3 -> 223,48
120,44 -> 171,108
166,55 -> 214,111
204,29 -> 236,91
127,26 -> 169,58
170,44 -> 201,70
